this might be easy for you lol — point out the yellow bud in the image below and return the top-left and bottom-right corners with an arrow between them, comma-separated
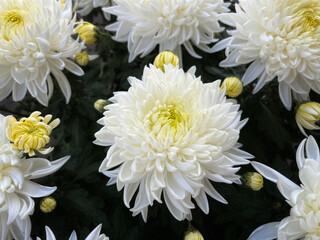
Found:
61,0 -> 65,8
241,172 -> 264,191
76,22 -> 98,44
40,197 -> 57,213
296,102 -> 320,136
184,230 -> 204,240
75,51 -> 89,66
221,77 -> 243,98
94,99 -> 109,113
153,51 -> 179,72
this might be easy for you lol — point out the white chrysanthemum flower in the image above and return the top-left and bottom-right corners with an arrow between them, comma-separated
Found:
0,114 -> 69,239
0,0 -> 85,106
212,0 -> 320,110
94,64 -> 253,221
77,0 -> 111,19
249,136 -> 320,240
38,224 -> 109,240
103,0 -> 230,63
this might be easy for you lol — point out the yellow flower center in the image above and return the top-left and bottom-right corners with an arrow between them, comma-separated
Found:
284,1 -> 320,37
293,8 -> 320,32
0,10 -> 26,40
144,102 -> 189,140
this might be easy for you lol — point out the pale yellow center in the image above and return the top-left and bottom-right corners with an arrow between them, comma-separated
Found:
285,2 -> 320,37
293,8 -> 320,32
144,102 -> 189,140
0,9 -> 26,40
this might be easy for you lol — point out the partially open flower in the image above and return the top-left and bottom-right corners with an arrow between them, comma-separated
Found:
6,111 -> 60,157
296,102 -> 320,136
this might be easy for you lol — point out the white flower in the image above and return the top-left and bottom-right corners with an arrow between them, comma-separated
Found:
77,0 -> 111,20
103,0 -> 230,63
212,0 -> 320,110
38,224 -> 109,240
249,136 -> 320,240
0,0 -> 85,106
94,64 -> 252,221
0,114 -> 69,239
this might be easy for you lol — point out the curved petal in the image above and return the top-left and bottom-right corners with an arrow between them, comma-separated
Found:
7,193 -> 20,224
251,161 -> 299,196
68,231 -> 77,240
305,136 -> 320,162
85,224 -> 102,240
17,180 -> 56,198
45,226 -> 56,240
248,222 -> 280,240
296,138 -> 307,169
28,156 -> 70,179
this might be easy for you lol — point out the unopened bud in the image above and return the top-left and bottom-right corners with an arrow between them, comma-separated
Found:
40,197 -> 57,213
221,77 -> 243,98
94,99 -> 109,113
296,102 -> 320,136
76,22 -> 98,44
185,230 -> 204,240
75,51 -> 89,66
241,172 -> 263,191
154,51 -> 179,72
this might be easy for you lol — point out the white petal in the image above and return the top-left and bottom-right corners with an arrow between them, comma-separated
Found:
45,226 -> 56,240
251,161 -> 299,196
17,180 -> 56,198
28,156 -> 70,179
248,222 -> 280,240
85,224 -> 102,240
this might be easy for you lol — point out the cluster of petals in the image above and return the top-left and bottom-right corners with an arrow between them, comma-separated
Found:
0,114 -> 69,239
38,224 -> 109,240
212,0 -> 320,110
0,0 -> 85,106
6,111 -> 60,157
249,136 -> 320,240
95,64 -> 252,221
77,0 -> 111,19
103,0 -> 230,62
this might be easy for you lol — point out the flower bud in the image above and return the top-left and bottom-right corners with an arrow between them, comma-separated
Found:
40,197 -> 57,213
184,230 -> 204,240
75,51 -> 89,66
94,99 -> 109,113
154,51 -> 179,72
296,102 -> 320,136
76,22 -> 98,44
221,77 -> 243,98
241,172 -> 263,191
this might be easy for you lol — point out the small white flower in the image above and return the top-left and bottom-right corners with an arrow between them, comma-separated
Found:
77,0 -> 112,20
212,0 -> 320,110
103,0 -> 230,62
0,0 -> 85,106
95,64 -> 252,221
38,224 -> 109,240
0,114 -> 69,239
249,136 -> 320,240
